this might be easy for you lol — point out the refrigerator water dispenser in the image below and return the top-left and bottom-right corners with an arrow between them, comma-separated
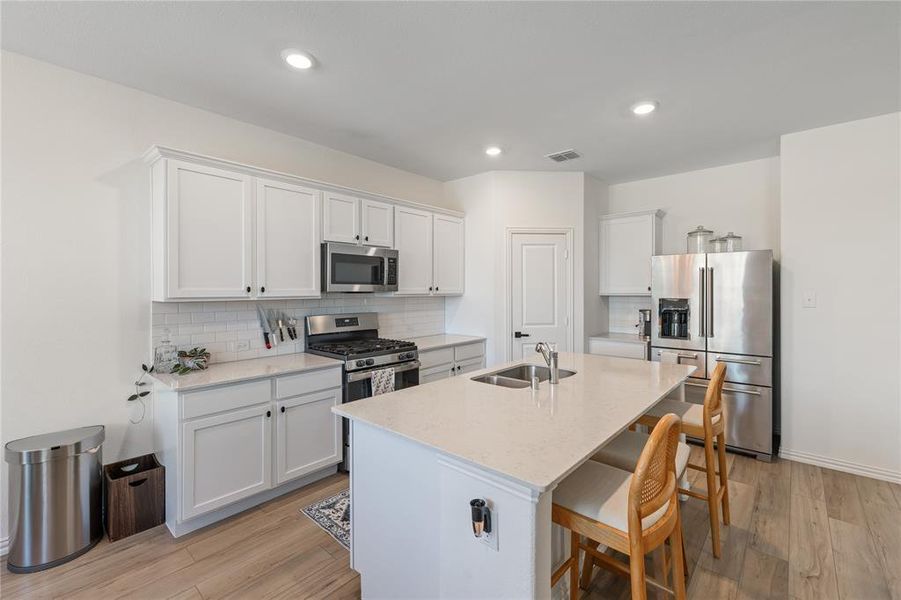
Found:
658,299 -> 690,339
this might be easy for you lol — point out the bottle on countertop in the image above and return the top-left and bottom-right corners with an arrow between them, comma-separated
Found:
154,329 -> 178,373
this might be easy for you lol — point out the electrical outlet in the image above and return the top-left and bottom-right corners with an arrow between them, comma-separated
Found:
802,290 -> 817,308
235,340 -> 250,352
479,506 -> 498,551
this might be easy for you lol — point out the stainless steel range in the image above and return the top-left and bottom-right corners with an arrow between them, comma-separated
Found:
305,313 -> 419,471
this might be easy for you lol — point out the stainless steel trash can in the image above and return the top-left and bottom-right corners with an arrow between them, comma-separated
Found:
5,426 -> 104,573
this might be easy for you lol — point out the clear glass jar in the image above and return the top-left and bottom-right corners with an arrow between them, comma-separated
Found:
154,329 -> 178,373
722,232 -> 743,252
709,237 -> 726,253
686,226 -> 714,253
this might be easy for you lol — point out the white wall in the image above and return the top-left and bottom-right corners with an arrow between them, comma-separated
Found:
780,112 -> 901,481
607,157 -> 781,257
444,172 -> 588,365
0,52 -> 447,544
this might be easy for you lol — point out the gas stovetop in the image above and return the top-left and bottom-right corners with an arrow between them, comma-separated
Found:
307,338 -> 416,359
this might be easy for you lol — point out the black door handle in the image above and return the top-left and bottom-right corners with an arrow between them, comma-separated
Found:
514,331 -> 530,338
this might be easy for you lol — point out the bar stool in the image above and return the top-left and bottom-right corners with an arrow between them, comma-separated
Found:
636,362 -> 730,558
551,414 -> 686,600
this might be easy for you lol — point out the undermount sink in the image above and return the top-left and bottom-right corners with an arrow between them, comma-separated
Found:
471,364 -> 576,388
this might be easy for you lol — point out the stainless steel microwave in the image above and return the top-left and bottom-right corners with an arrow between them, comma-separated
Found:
321,242 -> 398,292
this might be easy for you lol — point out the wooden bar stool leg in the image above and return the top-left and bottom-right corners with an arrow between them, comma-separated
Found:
704,436 -> 722,558
671,509 -> 687,600
716,432 -> 731,526
579,539 -> 599,590
629,548 -> 648,600
570,530 -> 580,600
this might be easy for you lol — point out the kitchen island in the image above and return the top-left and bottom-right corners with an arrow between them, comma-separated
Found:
335,352 -> 695,599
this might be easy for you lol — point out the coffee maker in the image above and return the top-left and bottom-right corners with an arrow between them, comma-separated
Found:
636,309 -> 652,338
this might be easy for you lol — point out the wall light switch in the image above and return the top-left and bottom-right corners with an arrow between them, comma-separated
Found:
802,290 -> 817,308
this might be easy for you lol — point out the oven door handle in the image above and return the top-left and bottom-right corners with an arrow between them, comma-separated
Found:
346,360 -> 421,383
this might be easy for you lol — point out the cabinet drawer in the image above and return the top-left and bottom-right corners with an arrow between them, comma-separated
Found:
706,353 -> 772,387
588,339 -> 647,360
454,342 -> 485,362
181,379 -> 271,420
275,368 -> 342,399
651,348 -> 706,380
419,347 -> 454,369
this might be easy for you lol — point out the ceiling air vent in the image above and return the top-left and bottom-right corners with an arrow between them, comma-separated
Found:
545,149 -> 581,163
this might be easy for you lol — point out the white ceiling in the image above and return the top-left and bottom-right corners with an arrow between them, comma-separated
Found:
3,2 -> 899,183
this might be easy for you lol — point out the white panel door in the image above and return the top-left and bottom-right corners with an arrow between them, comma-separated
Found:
181,403 -> 272,520
432,214 -> 465,295
599,213 -> 655,295
167,160 -> 253,298
256,179 -> 320,298
394,206 -> 434,295
361,199 -> 394,247
275,388 -> 342,484
322,192 -> 360,244
510,232 -> 570,360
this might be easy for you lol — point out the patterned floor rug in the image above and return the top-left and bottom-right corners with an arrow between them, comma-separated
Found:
301,489 -> 350,550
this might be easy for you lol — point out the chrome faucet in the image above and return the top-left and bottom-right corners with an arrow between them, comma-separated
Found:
535,342 -> 559,384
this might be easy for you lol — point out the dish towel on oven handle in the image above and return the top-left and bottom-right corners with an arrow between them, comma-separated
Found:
371,367 -> 396,396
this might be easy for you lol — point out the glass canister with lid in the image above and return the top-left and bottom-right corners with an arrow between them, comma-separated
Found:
721,231 -> 743,252
686,226 -> 714,253
709,237 -> 726,252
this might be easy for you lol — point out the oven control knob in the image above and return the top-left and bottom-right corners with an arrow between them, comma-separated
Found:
398,352 -> 408,360
365,358 -> 375,366
355,360 -> 365,367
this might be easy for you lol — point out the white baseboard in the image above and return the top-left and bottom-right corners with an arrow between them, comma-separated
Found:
0,536 -> 9,557
780,448 -> 901,484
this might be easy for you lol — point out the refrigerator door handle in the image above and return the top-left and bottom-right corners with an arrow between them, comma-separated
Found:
706,267 -> 714,338
722,386 -> 762,396
698,267 -> 706,338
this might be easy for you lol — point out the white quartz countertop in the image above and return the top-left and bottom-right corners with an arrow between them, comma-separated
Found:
151,353 -> 343,391
588,332 -> 649,345
407,333 -> 486,352
335,352 -> 695,492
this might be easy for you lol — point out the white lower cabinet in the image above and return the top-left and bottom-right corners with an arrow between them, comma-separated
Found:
182,403 -> 272,520
155,366 -> 343,535
418,341 -> 486,383
276,389 -> 341,484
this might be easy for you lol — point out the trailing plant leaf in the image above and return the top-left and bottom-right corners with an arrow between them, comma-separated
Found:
138,391 -> 150,397
128,394 -> 139,402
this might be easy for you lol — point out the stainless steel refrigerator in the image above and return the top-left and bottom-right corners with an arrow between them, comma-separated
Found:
650,250 -> 775,459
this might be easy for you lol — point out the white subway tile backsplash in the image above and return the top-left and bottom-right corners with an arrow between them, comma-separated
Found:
152,294 -> 446,365
608,296 -> 652,334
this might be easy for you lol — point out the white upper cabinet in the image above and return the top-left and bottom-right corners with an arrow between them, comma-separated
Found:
163,160 -> 254,299
432,214 -> 465,295
394,206 -> 434,294
256,179 -> 320,298
322,192 -> 360,244
599,210 -> 663,296
361,199 -> 394,247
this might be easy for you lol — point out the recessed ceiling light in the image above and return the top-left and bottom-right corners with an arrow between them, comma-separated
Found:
281,49 -> 315,70
485,146 -> 502,156
631,101 -> 658,116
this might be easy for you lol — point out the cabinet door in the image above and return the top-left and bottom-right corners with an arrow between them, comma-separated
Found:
181,404 -> 272,520
394,206 -> 434,295
361,199 -> 394,248
322,192 -> 360,244
599,213 -> 656,295
275,388 -> 341,484
455,356 -> 485,376
420,364 -> 454,384
256,179 -> 321,298
432,214 -> 465,295
167,160 -> 253,298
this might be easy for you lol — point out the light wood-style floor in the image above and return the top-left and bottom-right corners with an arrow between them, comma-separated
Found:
2,452 -> 899,599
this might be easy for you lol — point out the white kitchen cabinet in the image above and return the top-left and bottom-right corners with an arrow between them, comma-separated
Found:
275,388 -> 341,485
394,206 -> 434,294
161,159 -> 254,299
418,340 -> 485,382
599,210 -> 663,296
181,403 -> 272,520
256,179 -> 320,298
432,214 -> 465,295
588,336 -> 649,360
361,199 -> 394,247
322,192 -> 360,244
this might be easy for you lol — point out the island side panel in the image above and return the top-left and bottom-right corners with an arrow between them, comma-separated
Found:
351,421 -> 552,598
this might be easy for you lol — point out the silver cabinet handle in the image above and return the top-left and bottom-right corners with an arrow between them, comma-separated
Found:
698,267 -> 706,337
707,267 -> 714,338
715,356 -> 762,366
722,386 -> 762,396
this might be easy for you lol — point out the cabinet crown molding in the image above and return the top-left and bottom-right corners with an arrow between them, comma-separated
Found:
143,145 -> 463,218
599,208 -> 665,221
